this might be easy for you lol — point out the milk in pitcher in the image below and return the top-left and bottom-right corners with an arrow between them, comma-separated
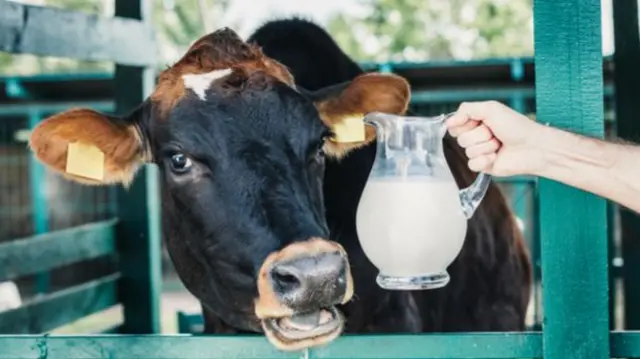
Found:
355,176 -> 468,277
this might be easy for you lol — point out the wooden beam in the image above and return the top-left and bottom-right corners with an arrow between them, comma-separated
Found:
534,0 -> 610,358
0,220 -> 117,282
0,333 -> 544,359
113,0 -> 162,335
0,0 -> 157,66
0,274 -> 119,334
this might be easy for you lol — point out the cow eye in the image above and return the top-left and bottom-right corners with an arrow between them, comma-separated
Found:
170,153 -> 192,173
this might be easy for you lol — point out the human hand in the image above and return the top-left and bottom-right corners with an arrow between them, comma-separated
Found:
445,101 -> 548,177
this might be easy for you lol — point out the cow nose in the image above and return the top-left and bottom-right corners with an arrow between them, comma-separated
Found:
269,252 -> 347,311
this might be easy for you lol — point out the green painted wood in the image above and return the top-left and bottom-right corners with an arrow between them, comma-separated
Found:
27,109 -> 51,294
0,331 -> 636,358
612,0 -> 640,331
0,0 -> 156,66
494,175 -> 536,184
177,312 -> 204,334
0,333 -> 543,359
0,274 -> 119,334
611,331 -> 640,357
114,0 -> 162,335
0,220 -> 117,282
533,0 -> 610,358
0,101 -> 114,116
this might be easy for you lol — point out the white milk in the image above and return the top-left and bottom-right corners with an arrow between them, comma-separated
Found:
356,177 -> 468,277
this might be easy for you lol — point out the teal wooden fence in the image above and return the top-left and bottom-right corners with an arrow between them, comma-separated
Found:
1,0 -> 640,358
0,0 -> 162,338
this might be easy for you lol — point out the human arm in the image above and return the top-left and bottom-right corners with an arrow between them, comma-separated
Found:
446,101 -> 640,214
535,125 -> 640,213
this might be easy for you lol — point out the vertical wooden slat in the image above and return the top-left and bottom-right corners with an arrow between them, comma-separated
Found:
114,0 -> 162,334
28,109 -> 51,294
533,0 -> 610,358
612,0 -> 640,331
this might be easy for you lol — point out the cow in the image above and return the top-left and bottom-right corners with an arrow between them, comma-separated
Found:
27,19 -> 531,352
247,16 -> 532,331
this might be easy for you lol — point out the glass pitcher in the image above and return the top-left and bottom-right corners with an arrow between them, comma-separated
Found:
355,112 -> 492,290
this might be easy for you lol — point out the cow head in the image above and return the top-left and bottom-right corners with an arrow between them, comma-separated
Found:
28,28 -> 410,351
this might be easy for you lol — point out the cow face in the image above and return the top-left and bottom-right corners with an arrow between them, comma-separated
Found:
28,28 -> 410,351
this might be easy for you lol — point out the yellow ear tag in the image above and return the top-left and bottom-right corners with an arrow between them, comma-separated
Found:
331,115 -> 365,143
65,142 -> 105,181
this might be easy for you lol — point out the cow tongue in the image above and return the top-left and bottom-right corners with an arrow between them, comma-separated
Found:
280,310 -> 333,331
282,311 -> 321,331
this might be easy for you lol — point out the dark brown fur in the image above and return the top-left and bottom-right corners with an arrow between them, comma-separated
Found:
152,28 -> 294,116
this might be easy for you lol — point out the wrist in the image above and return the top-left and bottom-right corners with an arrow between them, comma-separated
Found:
533,125 -> 614,179
518,122 -> 560,177
533,125 -> 570,177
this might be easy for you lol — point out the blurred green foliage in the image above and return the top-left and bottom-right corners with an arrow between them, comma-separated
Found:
327,0 -> 533,62
0,0 -> 533,74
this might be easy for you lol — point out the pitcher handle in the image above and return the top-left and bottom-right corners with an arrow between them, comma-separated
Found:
439,111 -> 493,219
459,173 -> 492,219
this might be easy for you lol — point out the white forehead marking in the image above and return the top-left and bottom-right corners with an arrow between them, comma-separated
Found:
182,68 -> 233,100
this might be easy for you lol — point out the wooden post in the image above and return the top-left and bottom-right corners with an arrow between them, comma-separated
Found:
114,0 -> 162,334
612,0 -> 640,331
28,109 -> 51,294
534,0 -> 610,358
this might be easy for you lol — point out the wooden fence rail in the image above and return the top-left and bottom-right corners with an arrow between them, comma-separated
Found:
0,220 -> 117,282
0,0 -> 156,66
0,332 -> 639,359
0,0 -> 161,337
0,220 -> 120,334
0,274 -> 119,334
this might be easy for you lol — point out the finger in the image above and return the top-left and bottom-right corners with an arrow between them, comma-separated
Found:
445,111 -> 469,128
464,138 -> 501,158
457,124 -> 493,148
448,119 -> 479,137
456,101 -> 499,122
446,100 -> 494,127
468,153 -> 497,172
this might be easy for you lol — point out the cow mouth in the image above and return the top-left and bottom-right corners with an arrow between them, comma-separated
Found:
261,306 -> 344,351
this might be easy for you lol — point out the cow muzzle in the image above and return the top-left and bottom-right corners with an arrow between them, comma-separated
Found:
255,238 -> 354,351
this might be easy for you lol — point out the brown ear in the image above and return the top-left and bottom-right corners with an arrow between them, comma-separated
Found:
28,108 -> 147,186
314,73 -> 410,158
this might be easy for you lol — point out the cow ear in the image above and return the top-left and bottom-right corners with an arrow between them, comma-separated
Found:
28,107 -> 149,186
313,73 -> 410,158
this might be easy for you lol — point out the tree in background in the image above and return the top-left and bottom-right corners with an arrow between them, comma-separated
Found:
327,0 -> 534,62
